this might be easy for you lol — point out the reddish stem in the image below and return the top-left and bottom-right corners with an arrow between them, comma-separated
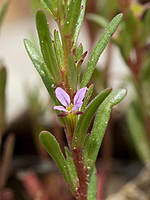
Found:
72,148 -> 88,200
127,45 -> 143,81
127,45 -> 150,143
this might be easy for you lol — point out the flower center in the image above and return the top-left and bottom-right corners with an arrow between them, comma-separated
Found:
67,104 -> 74,112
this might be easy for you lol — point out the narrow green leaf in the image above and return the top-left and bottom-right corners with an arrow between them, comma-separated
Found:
63,0 -> 82,37
126,102 -> 150,163
49,0 -> 57,10
0,65 -> 6,106
76,44 -> 83,62
36,10 -> 62,84
86,13 -> 109,28
57,0 -> 65,24
54,30 -> 65,70
0,64 -> 6,135
81,84 -> 94,112
87,167 -> 97,200
76,64 -> 82,84
65,146 -> 72,157
40,131 -> 67,176
40,131 -> 77,193
73,0 -> 86,49
68,56 -> 77,94
117,12 -> 135,59
0,0 -> 9,30
142,9 -> 150,44
40,0 -> 56,19
141,61 -> 150,81
84,89 -> 127,170
24,39 -> 65,126
72,88 -> 112,149
80,13 -> 123,88
24,39 -> 55,97
65,147 -> 79,187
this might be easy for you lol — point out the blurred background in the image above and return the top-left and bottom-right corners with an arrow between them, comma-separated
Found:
0,0 -> 150,199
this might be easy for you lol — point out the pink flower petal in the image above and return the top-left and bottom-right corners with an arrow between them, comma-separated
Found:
53,106 -> 68,112
74,87 -> 87,105
55,87 -> 70,107
71,102 -> 83,111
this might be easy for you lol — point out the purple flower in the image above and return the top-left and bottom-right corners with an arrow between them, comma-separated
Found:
53,87 -> 87,115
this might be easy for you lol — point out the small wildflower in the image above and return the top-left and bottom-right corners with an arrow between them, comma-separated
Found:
53,87 -> 87,116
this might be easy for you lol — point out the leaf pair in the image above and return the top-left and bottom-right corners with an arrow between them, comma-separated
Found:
39,131 -> 78,196
83,89 -> 127,171
36,10 -> 63,85
40,88 -> 127,198
24,11 -> 63,110
25,10 -> 123,92
71,86 -> 127,171
72,88 -> 112,149
41,0 -> 85,47
39,131 -> 98,199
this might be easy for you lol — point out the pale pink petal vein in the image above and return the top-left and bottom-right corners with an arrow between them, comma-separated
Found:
55,87 -> 71,107
71,102 -> 83,111
74,87 -> 87,104
53,106 -> 68,112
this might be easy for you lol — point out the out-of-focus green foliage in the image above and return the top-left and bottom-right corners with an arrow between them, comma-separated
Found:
0,0 -> 9,30
86,0 -> 150,163
127,102 -> 150,163
0,63 -> 6,137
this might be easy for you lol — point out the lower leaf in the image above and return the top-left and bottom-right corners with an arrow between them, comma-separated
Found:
87,166 -> 97,200
40,131 -> 77,194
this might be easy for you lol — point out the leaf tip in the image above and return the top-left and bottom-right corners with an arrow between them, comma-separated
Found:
120,88 -> 127,97
23,38 -> 28,45
114,88 -> 127,104
39,131 -> 49,140
117,13 -> 123,21
36,9 -> 44,19
106,87 -> 113,93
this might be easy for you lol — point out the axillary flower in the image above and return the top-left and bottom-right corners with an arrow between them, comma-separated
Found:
53,87 -> 87,116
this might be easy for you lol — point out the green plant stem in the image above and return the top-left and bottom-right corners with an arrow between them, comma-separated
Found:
127,45 -> 143,81
72,148 -> 88,200
58,23 -> 72,91
136,82 -> 150,147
